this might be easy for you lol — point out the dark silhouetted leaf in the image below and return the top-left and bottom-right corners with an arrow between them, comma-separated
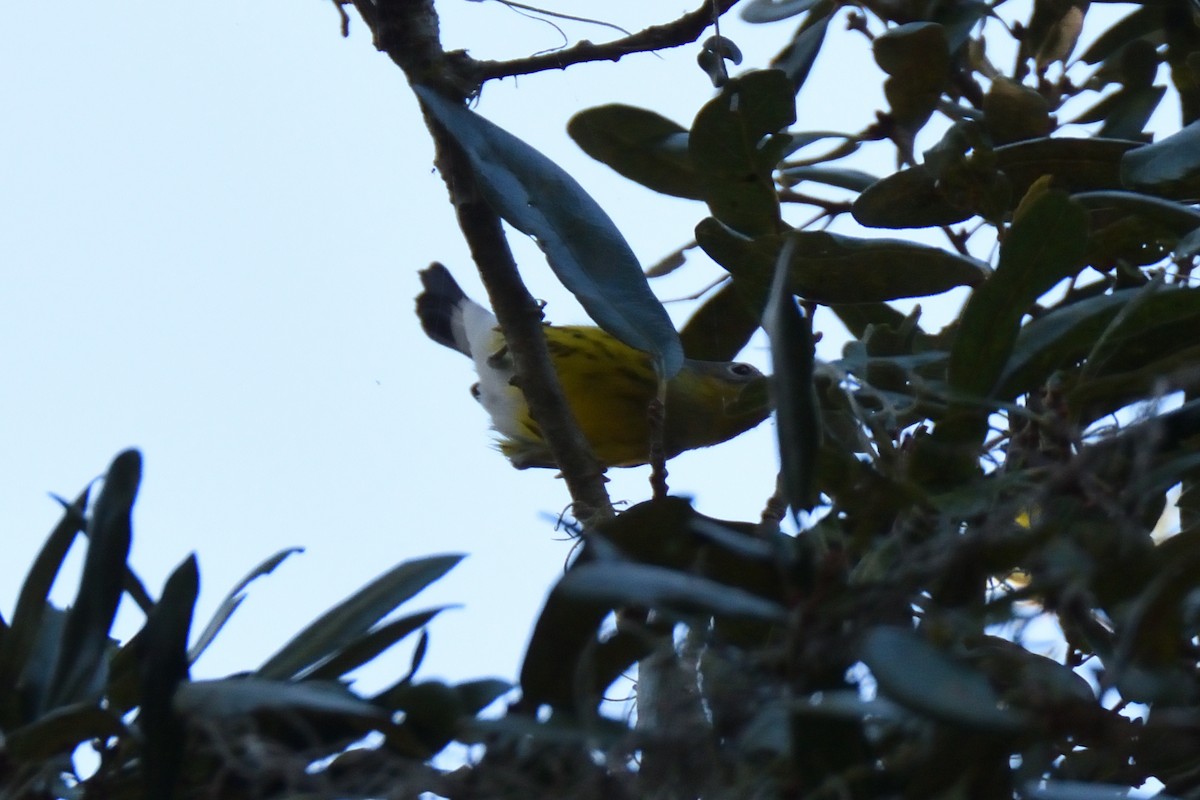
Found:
765,241 -> 821,516
1078,84 -> 1167,140
690,70 -> 796,237
189,546 -> 303,665
139,556 -> 198,800
742,0 -> 822,22
874,23 -> 950,151
257,553 -> 463,680
770,1 -> 832,95
1121,119 -> 1200,198
861,627 -> 1026,732
176,678 -> 385,720
4,702 -> 125,762
1079,6 -> 1164,65
1025,0 -> 1088,70
306,607 -> 453,681
455,678 -> 511,716
997,288 -> 1137,398
780,165 -> 878,191
561,562 -> 788,622
697,218 -> 987,305
416,86 -> 684,376
996,137 -> 1141,199
0,488 -> 87,722
680,280 -> 762,361
948,183 -> 1089,401
984,78 -> 1055,145
46,450 -> 141,711
853,165 -> 973,228
568,105 -> 700,199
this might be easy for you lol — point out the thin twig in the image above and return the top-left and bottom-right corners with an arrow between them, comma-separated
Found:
467,0 -> 741,85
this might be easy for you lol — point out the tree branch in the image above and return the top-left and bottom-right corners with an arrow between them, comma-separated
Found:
464,0 -> 741,85
362,0 -> 614,523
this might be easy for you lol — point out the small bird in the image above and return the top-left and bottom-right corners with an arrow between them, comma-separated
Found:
416,263 -> 770,469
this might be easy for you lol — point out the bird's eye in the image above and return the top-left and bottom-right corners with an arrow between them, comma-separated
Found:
729,363 -> 757,377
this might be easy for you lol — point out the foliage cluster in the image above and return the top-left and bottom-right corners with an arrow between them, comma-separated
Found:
7,0 -> 1200,797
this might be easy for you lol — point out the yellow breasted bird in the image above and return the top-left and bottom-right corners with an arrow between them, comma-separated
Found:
415,264 -> 770,469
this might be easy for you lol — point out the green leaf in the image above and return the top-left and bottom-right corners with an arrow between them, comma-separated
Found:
689,70 -> 796,237
996,136 -> 1141,199
46,449 -> 141,711
932,183 -> 1088,462
175,677 -> 385,720
765,240 -> 821,516
697,218 -> 988,306
983,78 -> 1055,146
1073,190 -> 1200,235
560,562 -> 788,623
874,23 -> 950,151
996,288 -> 1137,398
680,281 -> 762,361
770,2 -> 833,95
568,105 -> 703,199
852,165 -> 974,228
861,627 -> 1026,733
188,546 -> 304,665
1121,119 -> 1200,198
415,86 -> 683,377
257,553 -> 463,680
948,184 -> 1089,401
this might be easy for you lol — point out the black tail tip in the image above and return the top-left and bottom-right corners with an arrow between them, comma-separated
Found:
416,262 -> 468,350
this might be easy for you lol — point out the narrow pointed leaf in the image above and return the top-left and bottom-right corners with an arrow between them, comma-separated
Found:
46,449 -> 141,711
742,0 -> 822,23
1121,119 -> 1200,197
416,86 -> 683,376
139,556 -> 198,800
257,553 -> 463,680
188,546 -> 303,664
948,184 -> 1088,401
0,488 -> 87,714
305,607 -> 453,681
934,183 -> 1087,457
765,240 -> 821,516
1079,6 -> 1163,65
176,678 -> 385,720
770,2 -> 832,95
560,562 -> 788,622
